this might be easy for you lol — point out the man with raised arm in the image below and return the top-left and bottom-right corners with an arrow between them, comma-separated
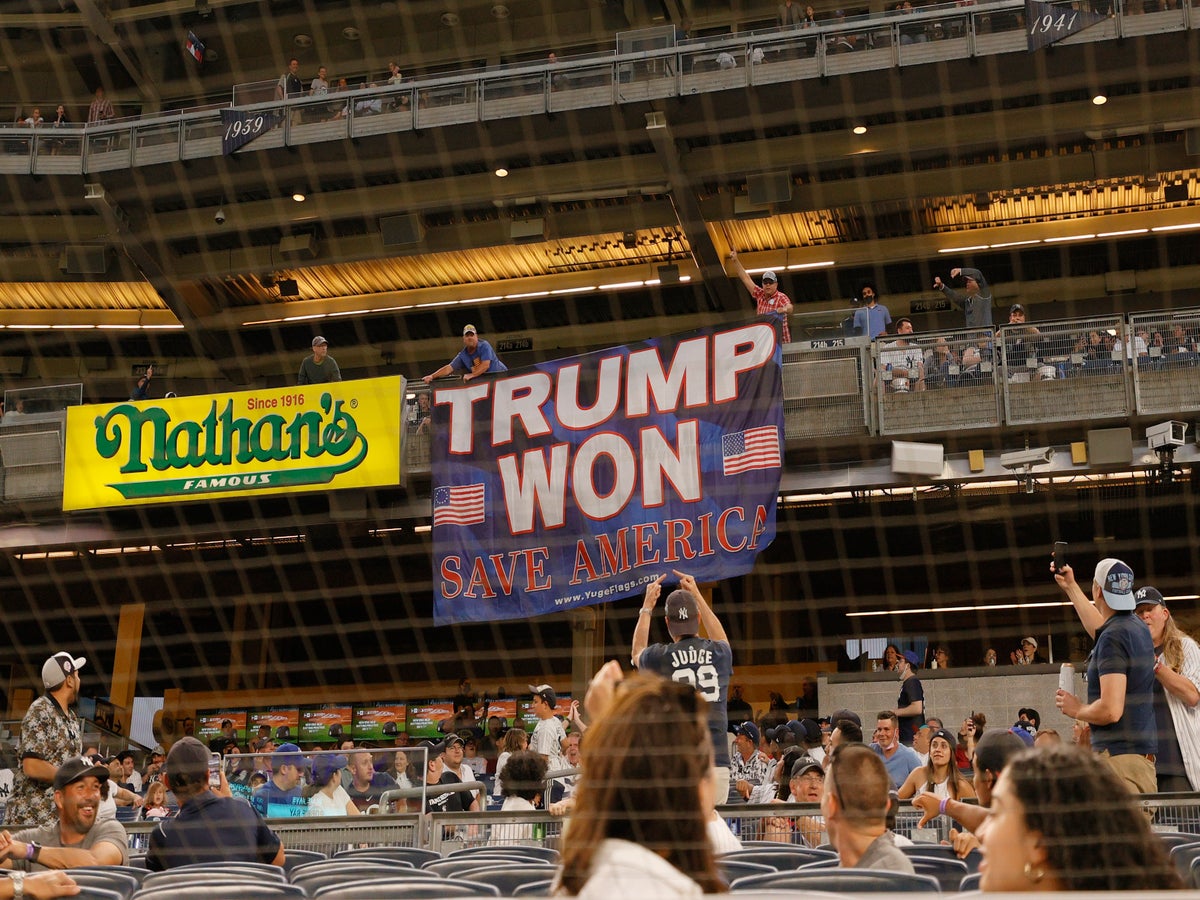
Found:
632,570 -> 733,803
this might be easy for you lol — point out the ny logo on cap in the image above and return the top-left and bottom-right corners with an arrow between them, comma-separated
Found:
677,607 -> 689,620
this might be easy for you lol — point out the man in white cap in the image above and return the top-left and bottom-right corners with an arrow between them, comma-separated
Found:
297,335 -> 342,385
7,653 -> 85,827
422,324 -> 508,384
728,250 -> 793,343
1053,558 -> 1158,793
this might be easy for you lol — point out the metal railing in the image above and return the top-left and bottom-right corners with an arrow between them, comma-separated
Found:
0,0 -> 1192,177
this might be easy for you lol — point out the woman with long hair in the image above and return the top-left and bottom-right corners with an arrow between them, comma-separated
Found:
978,744 -> 1181,891
955,712 -> 985,772
897,728 -> 975,801
1134,587 -> 1200,791
557,670 -> 723,896
492,726 -> 529,798
306,753 -> 358,817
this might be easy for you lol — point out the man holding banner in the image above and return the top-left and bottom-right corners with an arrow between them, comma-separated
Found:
632,570 -> 733,803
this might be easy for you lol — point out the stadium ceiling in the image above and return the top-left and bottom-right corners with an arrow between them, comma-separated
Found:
1,7 -> 1199,361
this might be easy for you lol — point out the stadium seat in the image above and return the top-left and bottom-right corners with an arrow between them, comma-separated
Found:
719,846 -> 838,871
69,866 -> 149,886
163,861 -> 287,880
959,872 -> 982,891
70,888 -> 123,900
421,857 -> 514,878
441,849 -> 558,867
1169,842 -> 1200,882
132,883 -> 306,900
313,878 -> 500,899
279,848 -> 327,872
901,843 -> 981,872
510,880 -> 554,896
1190,855 -> 1200,889
291,868 -> 446,895
333,846 -> 440,866
446,844 -> 560,863
62,870 -> 141,900
457,864 -> 559,893
730,867 -> 942,892
295,857 -> 416,872
1159,832 -> 1200,850
717,858 -> 774,884
906,855 -> 969,891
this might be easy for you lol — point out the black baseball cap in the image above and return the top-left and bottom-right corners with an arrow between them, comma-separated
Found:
528,683 -> 557,707
1134,586 -> 1167,608
665,589 -> 700,637
54,757 -> 109,791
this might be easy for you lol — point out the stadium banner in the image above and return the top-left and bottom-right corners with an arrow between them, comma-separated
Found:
1025,0 -> 1107,51
220,107 -> 282,155
62,376 -> 404,511
431,321 -> 784,625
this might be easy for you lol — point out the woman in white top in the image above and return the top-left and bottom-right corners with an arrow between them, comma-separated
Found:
492,727 -> 528,797
306,753 -> 358,817
557,667 -> 723,898
897,728 -> 975,802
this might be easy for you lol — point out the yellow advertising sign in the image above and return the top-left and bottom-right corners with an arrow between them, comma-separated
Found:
63,376 -> 404,511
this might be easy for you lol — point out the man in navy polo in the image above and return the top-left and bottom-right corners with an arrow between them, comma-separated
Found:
148,737 -> 284,870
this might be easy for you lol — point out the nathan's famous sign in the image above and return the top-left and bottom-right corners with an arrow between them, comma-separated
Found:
431,321 -> 785,626
63,377 -> 404,511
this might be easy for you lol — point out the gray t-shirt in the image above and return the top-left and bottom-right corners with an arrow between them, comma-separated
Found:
855,831 -> 915,873
13,817 -> 130,871
297,354 -> 342,385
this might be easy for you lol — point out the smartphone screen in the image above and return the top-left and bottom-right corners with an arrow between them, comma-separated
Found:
208,753 -> 222,789
1053,541 -> 1068,572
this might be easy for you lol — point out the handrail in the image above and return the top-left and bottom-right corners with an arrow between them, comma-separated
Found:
0,0 -> 1184,176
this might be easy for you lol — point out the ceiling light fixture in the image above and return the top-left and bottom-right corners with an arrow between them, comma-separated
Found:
294,34 -> 313,48
1092,94 -> 1107,105
441,12 -> 460,26
292,189 -> 306,202
494,167 -> 509,177
342,27 -> 360,40
852,125 -> 867,135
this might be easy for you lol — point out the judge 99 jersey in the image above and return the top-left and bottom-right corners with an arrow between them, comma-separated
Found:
638,636 -> 732,767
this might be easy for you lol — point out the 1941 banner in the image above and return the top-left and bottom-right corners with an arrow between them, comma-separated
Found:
63,376 -> 404,511
431,321 -> 784,625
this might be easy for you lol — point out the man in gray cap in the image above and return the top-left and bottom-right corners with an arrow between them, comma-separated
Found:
728,249 -> 793,343
148,736 -> 283,870
7,653 -> 85,827
297,335 -> 342,385
0,756 -> 128,870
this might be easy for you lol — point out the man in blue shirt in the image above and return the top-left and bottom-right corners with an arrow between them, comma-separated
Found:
869,711 -> 921,789
422,324 -> 508,384
851,282 -> 891,338
250,743 -> 308,818
1054,557 -> 1158,793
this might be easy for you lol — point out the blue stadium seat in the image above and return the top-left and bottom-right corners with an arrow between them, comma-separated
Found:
718,846 -> 838,871
1190,855 -> 1200,889
959,872 -> 982,891
291,867 -> 446,895
457,864 -> 559,893
906,855 -> 969,891
132,883 -> 306,900
510,880 -> 554,896
62,870 -> 141,900
1171,842 -> 1200,883
718,858 -> 774,884
730,867 -> 942,892
69,866 -> 149,886
446,844 -> 559,863
333,846 -> 439,866
313,878 -> 500,898
70,888 -> 123,900
279,848 -> 327,873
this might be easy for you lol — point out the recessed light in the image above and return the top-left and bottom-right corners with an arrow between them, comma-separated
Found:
852,125 -> 867,135
494,167 -> 509,177
1092,94 -> 1107,105
441,12 -> 460,26
342,27 -> 360,40
292,190 -> 306,202
294,34 -> 312,48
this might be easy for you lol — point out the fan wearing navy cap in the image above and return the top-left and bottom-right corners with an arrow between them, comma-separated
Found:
1053,557 -> 1158,793
7,653 -> 86,828
632,570 -> 734,802
1133,586 -> 1200,792
250,744 -> 308,818
728,250 -> 793,343
147,736 -> 284,871
0,756 -> 128,871
422,324 -> 508,384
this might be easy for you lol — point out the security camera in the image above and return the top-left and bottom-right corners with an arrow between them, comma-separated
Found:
214,207 -> 226,225
1000,447 -> 1055,470
1146,420 -> 1187,451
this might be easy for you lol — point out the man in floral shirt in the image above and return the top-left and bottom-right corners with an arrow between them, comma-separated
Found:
7,653 -> 84,827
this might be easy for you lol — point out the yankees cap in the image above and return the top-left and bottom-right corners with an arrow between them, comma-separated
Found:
665,589 -> 700,637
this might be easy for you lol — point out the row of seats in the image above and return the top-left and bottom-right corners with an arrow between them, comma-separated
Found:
59,830 -> 1200,897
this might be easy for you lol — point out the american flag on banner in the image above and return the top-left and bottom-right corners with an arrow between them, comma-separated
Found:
722,425 -> 781,476
186,32 -> 205,63
433,483 -> 486,526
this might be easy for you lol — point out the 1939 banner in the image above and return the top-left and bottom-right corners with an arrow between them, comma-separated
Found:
431,322 -> 785,625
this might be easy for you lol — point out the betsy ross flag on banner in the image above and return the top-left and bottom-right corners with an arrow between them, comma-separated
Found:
186,32 -> 205,62
433,483 -> 486,527
722,425 -> 781,476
